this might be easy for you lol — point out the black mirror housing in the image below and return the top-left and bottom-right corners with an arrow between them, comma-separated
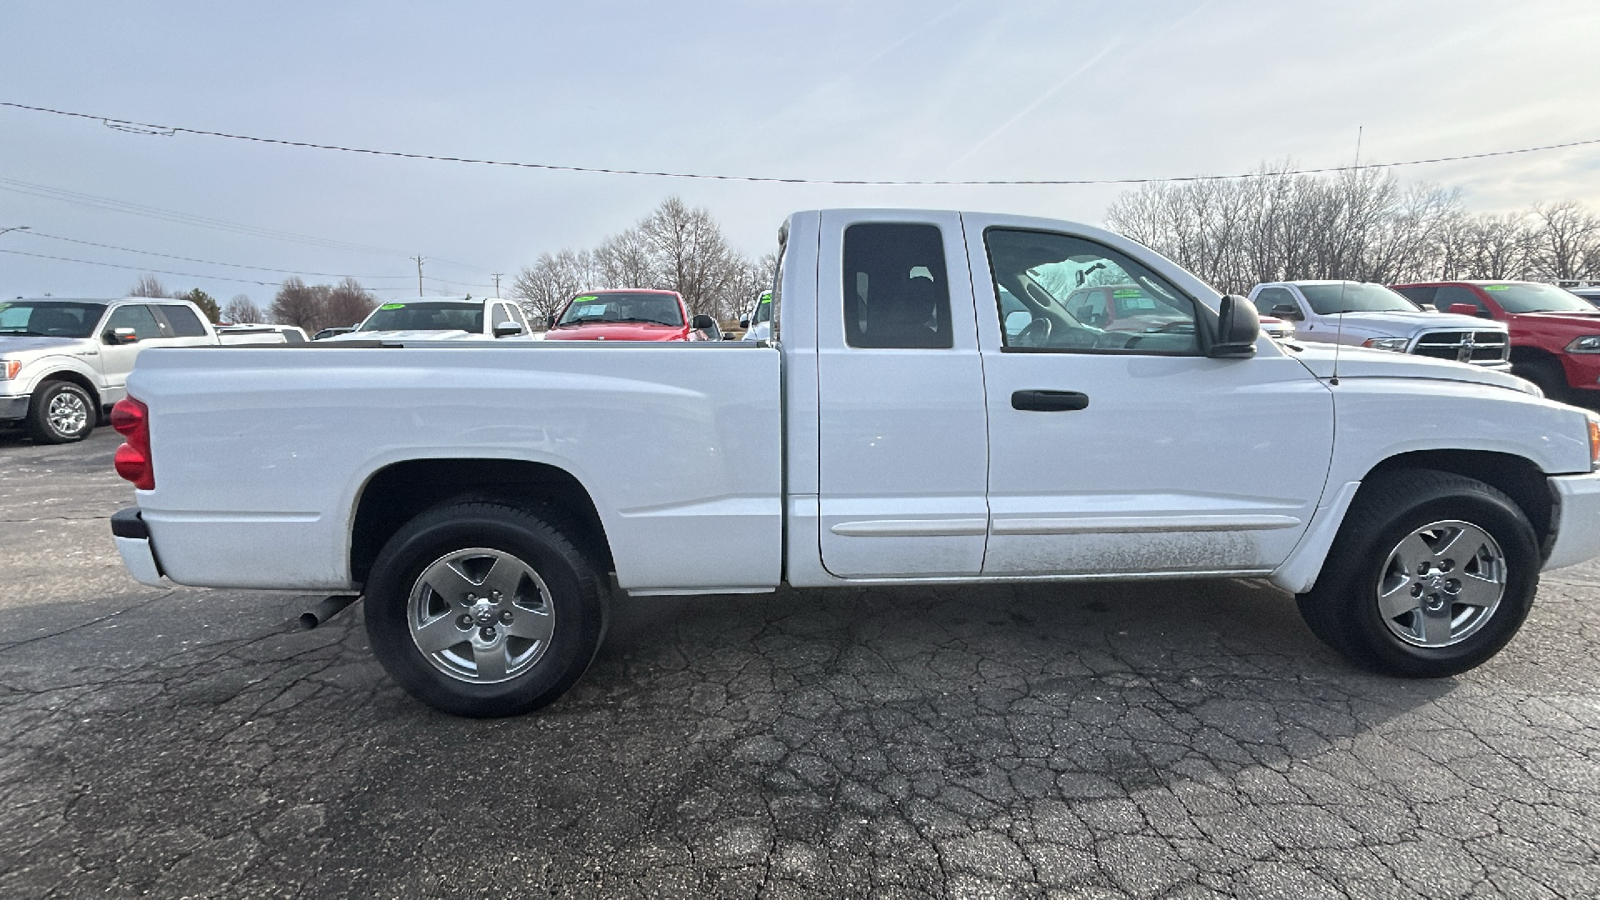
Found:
1209,295 -> 1259,358
691,314 -> 716,330
493,323 -> 524,337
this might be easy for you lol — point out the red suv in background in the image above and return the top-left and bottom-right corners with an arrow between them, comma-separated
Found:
1391,280 -> 1600,401
543,289 -> 720,342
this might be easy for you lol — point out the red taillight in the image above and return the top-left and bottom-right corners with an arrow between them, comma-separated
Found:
111,397 -> 154,490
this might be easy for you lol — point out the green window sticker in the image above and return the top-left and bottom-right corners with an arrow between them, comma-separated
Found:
759,292 -> 772,305
380,303 -> 406,310
1112,289 -> 1143,298
574,295 -> 600,303
1484,285 -> 1510,291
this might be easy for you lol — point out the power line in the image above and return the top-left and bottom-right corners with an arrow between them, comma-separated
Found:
0,247 -> 282,286
4,99 -> 1599,186
0,175 -> 488,271
20,230 -> 412,280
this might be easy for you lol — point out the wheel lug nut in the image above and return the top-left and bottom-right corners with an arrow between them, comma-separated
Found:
500,610 -> 513,624
458,615 -> 473,628
480,626 -> 497,641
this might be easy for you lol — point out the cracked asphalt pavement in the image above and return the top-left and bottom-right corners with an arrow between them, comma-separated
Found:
4,428 -> 1600,898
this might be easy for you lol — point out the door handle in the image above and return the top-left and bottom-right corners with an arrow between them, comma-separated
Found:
1011,390 -> 1089,411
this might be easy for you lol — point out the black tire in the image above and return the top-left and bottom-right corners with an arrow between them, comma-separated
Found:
1514,357 -> 1568,403
1296,469 -> 1539,678
26,381 -> 95,444
363,501 -> 608,717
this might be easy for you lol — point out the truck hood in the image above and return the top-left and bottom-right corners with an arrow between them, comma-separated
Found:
1308,309 -> 1501,338
0,335 -> 89,356
543,321 -> 689,341
1284,341 -> 1538,395
1505,310 -> 1600,331
324,329 -> 479,342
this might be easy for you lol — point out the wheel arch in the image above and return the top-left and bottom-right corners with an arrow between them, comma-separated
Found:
1363,449 -> 1553,557
349,458 -> 613,586
32,368 -> 102,409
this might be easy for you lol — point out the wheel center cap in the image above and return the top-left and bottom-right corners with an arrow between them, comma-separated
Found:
472,602 -> 498,627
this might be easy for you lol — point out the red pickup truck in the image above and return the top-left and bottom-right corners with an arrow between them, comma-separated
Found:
543,289 -> 720,342
1391,281 -> 1600,401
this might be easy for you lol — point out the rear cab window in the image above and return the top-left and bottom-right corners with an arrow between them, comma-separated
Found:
842,223 -> 953,349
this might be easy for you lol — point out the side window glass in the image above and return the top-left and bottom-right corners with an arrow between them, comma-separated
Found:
1253,287 -> 1298,318
984,228 -> 1199,355
491,303 -> 513,327
104,304 -> 163,341
1394,286 -> 1435,310
158,304 -> 207,337
843,223 -> 953,349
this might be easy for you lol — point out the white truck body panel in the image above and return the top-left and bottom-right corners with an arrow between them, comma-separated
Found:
115,210 -> 1600,604
130,343 -> 782,592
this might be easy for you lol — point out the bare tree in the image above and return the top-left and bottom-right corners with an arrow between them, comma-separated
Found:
514,197 -> 770,326
269,277 -> 330,332
128,275 -> 169,298
224,294 -> 264,324
1530,201 -> 1600,280
322,278 -> 377,328
513,249 -> 601,326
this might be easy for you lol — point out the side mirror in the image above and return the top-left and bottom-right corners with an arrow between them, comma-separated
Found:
691,314 -> 717,330
1209,295 -> 1259,358
739,318 -> 750,329
106,327 -> 139,345
1269,303 -> 1303,321
722,332 -> 737,340
1448,303 -> 1485,318
493,322 -> 524,337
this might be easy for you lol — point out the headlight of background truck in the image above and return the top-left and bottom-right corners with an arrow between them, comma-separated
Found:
1362,337 -> 1409,353
1566,336 -> 1600,354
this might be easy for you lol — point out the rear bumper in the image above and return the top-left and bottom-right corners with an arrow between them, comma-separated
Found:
1546,472 -> 1600,571
112,507 -> 168,587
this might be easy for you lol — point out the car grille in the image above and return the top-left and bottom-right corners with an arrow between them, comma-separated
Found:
1411,330 -> 1509,365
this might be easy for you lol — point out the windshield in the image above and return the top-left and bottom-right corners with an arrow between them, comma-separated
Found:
1298,282 -> 1418,315
750,291 -> 772,326
358,301 -> 483,332
556,292 -> 684,327
1481,283 -> 1596,314
0,301 -> 108,338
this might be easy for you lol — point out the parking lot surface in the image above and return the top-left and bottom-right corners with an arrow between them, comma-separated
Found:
3,428 -> 1600,898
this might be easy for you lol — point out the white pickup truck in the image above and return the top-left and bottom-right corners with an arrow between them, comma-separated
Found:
0,296 -> 279,443
109,210 -> 1600,717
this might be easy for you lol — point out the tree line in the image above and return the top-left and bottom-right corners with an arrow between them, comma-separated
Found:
511,196 -> 775,325
1105,163 -> 1600,295
126,273 -> 380,333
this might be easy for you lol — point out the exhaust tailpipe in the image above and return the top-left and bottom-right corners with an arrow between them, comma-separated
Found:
299,595 -> 359,630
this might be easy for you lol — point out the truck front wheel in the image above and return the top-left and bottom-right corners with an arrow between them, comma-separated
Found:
363,501 -> 608,717
27,381 -> 95,444
1296,470 -> 1539,678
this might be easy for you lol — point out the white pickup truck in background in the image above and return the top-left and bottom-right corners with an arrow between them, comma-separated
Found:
326,295 -> 533,342
1248,280 -> 1512,369
110,209 -> 1600,717
0,296 -> 280,443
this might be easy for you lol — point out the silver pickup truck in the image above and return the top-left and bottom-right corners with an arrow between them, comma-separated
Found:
1248,281 -> 1511,369
0,296 -> 271,443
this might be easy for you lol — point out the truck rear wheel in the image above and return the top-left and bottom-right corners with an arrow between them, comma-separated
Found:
363,501 -> 607,717
1296,470 -> 1538,678
27,380 -> 95,444
1514,358 -> 1567,403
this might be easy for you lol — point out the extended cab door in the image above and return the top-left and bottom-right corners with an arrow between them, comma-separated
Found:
966,218 -> 1335,577
814,211 -> 990,577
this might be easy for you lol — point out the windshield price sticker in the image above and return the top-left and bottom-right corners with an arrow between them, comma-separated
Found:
1484,285 -> 1510,292
380,303 -> 406,309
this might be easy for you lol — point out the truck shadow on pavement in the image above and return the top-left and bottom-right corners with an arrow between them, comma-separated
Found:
12,576 -> 1566,898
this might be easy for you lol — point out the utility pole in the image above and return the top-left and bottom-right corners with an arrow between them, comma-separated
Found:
491,273 -> 503,297
412,255 -> 425,295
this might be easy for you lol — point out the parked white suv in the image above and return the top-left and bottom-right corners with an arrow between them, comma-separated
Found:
329,297 -> 531,341
0,297 -> 235,443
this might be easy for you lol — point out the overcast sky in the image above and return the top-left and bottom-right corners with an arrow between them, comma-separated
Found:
2,0 -> 1597,304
